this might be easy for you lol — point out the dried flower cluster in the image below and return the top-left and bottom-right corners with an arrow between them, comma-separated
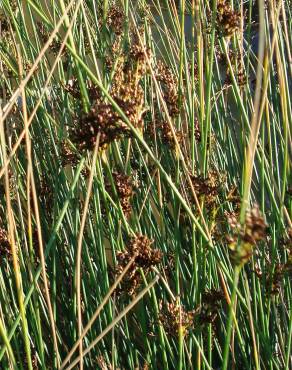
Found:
71,41 -> 149,151
280,228 -> 292,251
189,170 -> 221,209
0,16 -> 9,38
225,50 -> 247,87
37,22 -> 67,56
227,205 -> 267,265
106,3 -> 125,36
64,77 -> 101,101
71,101 -> 128,151
59,141 -> 79,168
0,228 -> 11,261
157,121 -> 184,149
216,0 -> 241,37
116,235 -> 163,296
159,298 -> 196,337
254,258 -> 291,297
193,117 -> 201,142
198,289 -> 224,325
156,60 -> 180,117
266,264 -> 285,296
107,172 -> 133,218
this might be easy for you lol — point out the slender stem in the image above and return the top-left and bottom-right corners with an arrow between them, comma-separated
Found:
222,266 -> 241,370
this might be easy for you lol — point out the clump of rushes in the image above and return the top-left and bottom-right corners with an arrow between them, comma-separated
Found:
115,234 -> 163,296
159,298 -> 196,337
107,172 -> 134,218
227,205 -> 267,266
215,0 -> 241,37
156,60 -> 180,117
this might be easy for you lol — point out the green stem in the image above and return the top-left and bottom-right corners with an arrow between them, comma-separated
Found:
222,266 -> 241,370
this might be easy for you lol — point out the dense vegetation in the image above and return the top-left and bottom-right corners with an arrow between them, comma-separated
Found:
0,0 -> 291,369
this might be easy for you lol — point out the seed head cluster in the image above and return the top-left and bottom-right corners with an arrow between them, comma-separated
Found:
156,60 -> 180,117
158,121 -> 184,149
37,22 -> 67,56
216,0 -> 241,37
107,172 -> 133,218
189,170 -> 221,209
116,235 -> 163,296
106,4 -> 125,36
198,289 -> 224,325
225,50 -> 247,87
159,298 -> 196,337
0,16 -> 9,37
0,228 -> 12,261
71,42 -> 149,151
227,205 -> 267,265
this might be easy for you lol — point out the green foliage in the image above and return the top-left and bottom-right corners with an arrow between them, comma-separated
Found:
0,1 -> 291,369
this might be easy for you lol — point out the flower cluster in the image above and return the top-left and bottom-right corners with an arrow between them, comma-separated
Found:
159,298 -> 196,337
0,228 -> 11,261
189,170 -> 222,209
106,3 -> 125,36
116,235 -> 163,296
64,78 -> 101,101
37,22 -> 66,56
156,60 -> 180,117
0,16 -> 9,38
71,40 -> 149,151
225,50 -> 247,87
216,0 -> 241,37
198,289 -> 224,325
227,205 -> 267,265
107,172 -> 134,218
157,121 -> 184,149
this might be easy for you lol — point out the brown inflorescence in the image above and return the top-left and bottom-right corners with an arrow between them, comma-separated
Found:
106,3 -> 125,36
156,60 -> 180,117
37,22 -> 67,56
224,50 -> 247,87
227,205 -> 267,266
157,120 -> 184,149
266,264 -> 285,296
115,234 -> 163,296
71,101 -> 129,151
216,0 -> 241,37
193,117 -> 201,142
59,141 -> 79,168
71,40 -> 149,152
0,228 -> 12,261
198,289 -> 224,325
189,170 -> 221,209
64,78 -> 101,101
0,16 -> 10,38
158,298 -> 196,337
106,172 -> 134,218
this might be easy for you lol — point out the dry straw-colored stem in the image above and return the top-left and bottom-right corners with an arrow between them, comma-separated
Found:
75,134 -> 100,370
63,276 -> 159,370
60,253 -> 137,369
